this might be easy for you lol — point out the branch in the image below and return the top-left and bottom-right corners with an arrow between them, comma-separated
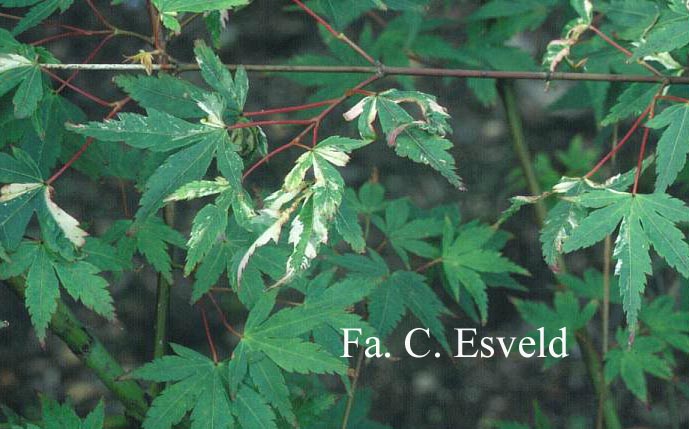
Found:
3,277 -> 148,422
37,63 -> 689,84
290,0 -> 377,65
499,81 -> 547,225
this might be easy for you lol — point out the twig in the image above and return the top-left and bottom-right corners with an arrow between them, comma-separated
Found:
228,119 -> 315,129
207,294 -> 243,338
585,104 -> 652,179
36,62 -> 689,84
31,30 -> 111,45
85,0 -> 116,30
243,99 -> 338,117
415,258 -> 442,273
46,97 -> 131,185
242,73 -> 381,179
41,68 -> 112,107
588,25 -> 663,77
57,33 -> 116,93
499,81 -> 547,225
291,0 -> 377,66
341,347 -> 365,429
200,306 -> 219,364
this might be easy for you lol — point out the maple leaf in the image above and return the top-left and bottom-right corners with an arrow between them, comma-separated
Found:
605,330 -> 672,403
344,89 -> 463,189
563,190 -> 689,333
132,343 -> 234,429
442,220 -> 528,324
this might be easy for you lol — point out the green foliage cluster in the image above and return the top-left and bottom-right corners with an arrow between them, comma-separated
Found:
2,0 -> 689,427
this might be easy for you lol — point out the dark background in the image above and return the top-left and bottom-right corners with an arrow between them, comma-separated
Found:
0,1 -> 681,427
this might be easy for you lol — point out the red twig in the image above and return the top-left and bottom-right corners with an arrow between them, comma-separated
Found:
228,119 -> 314,130
242,131 -> 313,180
242,73 -> 381,179
656,95 -> 689,104
207,295 -> 243,338
200,306 -> 219,364
589,25 -> 663,77
31,30 -> 110,45
290,0 -> 377,65
632,127 -> 651,194
415,258 -> 442,273
85,0 -> 115,30
585,104 -> 652,179
41,68 -> 112,107
243,99 -> 338,117
57,33 -> 115,93
632,93 -> 663,193
46,97 -> 131,185
0,12 -> 99,34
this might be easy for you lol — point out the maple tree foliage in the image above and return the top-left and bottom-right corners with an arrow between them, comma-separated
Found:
3,0 -> 689,427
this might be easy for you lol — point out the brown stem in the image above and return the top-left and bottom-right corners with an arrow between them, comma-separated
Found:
41,69 -> 112,107
57,33 -> 116,93
200,306 -> 219,363
585,104 -> 652,179
588,25 -> 663,77
291,0 -> 377,65
243,99 -> 338,117
341,347 -> 365,429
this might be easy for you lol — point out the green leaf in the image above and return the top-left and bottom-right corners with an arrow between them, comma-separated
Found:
443,221 -> 526,323
13,65 -> 43,119
191,241 -> 229,302
7,0 -> 74,36
605,331 -> 672,402
367,274 -> 408,339
154,0 -> 249,31
114,74 -> 208,119
371,198 -> 443,267
385,270 -> 452,353
640,296 -> 689,352
562,190 -> 689,331
244,336 -> 346,375
53,260 -> 114,320
0,240 -> 38,279
646,103 -> 689,192
134,217 -> 186,282
234,384 -> 277,429
599,0 -> 660,40
344,89 -> 463,189
601,83 -> 658,126
561,192 -> 629,253
249,357 -> 296,426
24,246 -> 59,342
185,203 -> 228,276
513,291 -> 597,368
190,369 -> 234,429
68,109 -> 214,152
194,40 -> 248,112
39,395 -> 83,429
631,18 -> 689,61
164,177 -> 231,203
334,198 -> 365,253
133,343 -> 232,429
82,401 -> 105,429
136,132 -> 218,221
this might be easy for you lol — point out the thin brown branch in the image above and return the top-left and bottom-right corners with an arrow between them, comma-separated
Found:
291,0 -> 377,65
200,306 -> 219,364
584,103 -> 652,178
589,25 -> 664,77
38,62 -> 689,84
207,294 -> 243,339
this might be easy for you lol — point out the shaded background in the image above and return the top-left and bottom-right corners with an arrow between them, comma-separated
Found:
1,1 -> 685,427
